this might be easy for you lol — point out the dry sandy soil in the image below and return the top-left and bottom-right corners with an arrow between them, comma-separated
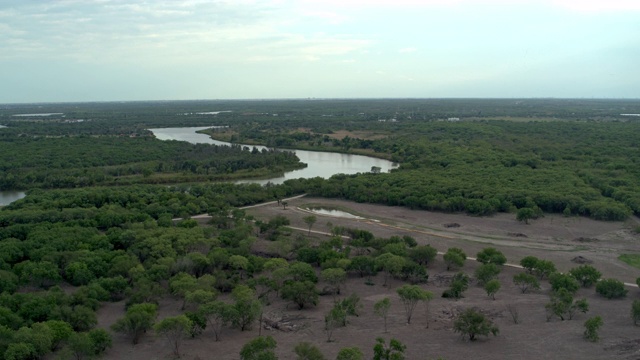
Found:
97,197 -> 640,360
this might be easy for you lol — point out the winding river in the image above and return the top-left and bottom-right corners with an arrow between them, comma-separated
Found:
1,126 -> 396,205
149,126 -> 397,185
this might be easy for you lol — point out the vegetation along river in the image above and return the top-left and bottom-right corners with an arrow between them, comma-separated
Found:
148,126 -> 398,185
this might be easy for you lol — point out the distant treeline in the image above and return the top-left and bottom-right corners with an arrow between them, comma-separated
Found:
2,99 -> 639,220
0,136 -> 302,189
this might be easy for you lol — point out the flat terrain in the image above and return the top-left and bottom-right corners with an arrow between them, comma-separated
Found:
98,198 -> 640,360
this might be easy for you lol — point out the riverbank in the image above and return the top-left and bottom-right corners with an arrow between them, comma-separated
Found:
197,127 -> 397,161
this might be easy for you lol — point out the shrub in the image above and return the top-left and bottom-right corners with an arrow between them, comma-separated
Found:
442,272 -> 469,299
631,300 -> 640,325
584,316 -> 603,342
568,265 -> 601,288
453,308 -> 499,341
476,248 -> 506,266
513,273 -> 540,294
595,278 -> 628,299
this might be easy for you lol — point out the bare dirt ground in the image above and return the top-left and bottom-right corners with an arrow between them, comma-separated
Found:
98,197 -> 640,360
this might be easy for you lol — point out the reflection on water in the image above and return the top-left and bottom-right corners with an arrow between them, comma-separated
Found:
149,127 -> 398,185
0,191 -> 26,206
306,208 -> 364,219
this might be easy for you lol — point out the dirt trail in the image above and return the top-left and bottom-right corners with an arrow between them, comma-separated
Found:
246,197 -> 640,284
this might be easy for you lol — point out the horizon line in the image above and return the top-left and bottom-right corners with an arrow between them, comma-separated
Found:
2,96 -> 640,106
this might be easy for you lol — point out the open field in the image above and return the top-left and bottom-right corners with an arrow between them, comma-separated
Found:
98,197 -> 640,360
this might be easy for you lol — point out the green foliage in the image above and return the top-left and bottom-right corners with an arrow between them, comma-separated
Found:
516,207 -> 542,224
0,270 -> 19,294
442,272 -> 469,299
65,332 -> 94,360
303,215 -> 317,235
347,256 -> 377,281
584,316 -> 603,342
43,320 -> 73,350
631,300 -> 640,325
337,294 -> 363,318
4,342 -> 37,360
288,262 -> 318,283
87,328 -> 112,355
513,273 -> 540,294
373,298 -> 391,333
398,260 -> 428,284
15,260 -> 61,289
13,323 -> 53,358
619,254 -> 640,269
484,279 -> 501,300
519,256 -> 557,279
408,245 -> 438,267
474,263 -> 501,285
231,285 -> 262,331
595,278 -> 628,299
375,253 -> 405,286
199,300 -> 234,341
453,308 -> 499,341
545,288 -> 589,321
373,337 -> 406,360
475,248 -> 507,266
294,342 -> 326,360
324,305 -> 345,343
240,336 -> 278,360
0,133 -> 304,190
281,281 -> 319,310
154,315 -> 193,357
549,272 -> 580,294
396,285 -> 433,324
443,248 -> 466,271
519,256 -> 540,273
110,303 -> 158,344
320,268 -> 346,298
336,347 -> 364,360
533,260 -> 556,279
568,265 -> 602,287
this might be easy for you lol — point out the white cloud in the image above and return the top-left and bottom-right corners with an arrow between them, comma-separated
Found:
399,47 -> 417,53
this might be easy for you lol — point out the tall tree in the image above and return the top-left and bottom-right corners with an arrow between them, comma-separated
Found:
111,303 -> 158,344
396,285 -> 432,324
231,285 -> 262,331
154,315 -> 192,357
443,248 -> 466,271
303,215 -> 317,235
374,298 -> 391,333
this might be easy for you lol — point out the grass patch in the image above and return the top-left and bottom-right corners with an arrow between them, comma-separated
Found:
619,254 -> 640,269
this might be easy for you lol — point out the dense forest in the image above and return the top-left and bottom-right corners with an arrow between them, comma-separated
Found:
2,99 -> 639,220
0,99 -> 639,359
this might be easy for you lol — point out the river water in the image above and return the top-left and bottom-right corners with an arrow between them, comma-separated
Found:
0,127 -> 395,205
0,191 -> 26,206
149,126 -> 397,185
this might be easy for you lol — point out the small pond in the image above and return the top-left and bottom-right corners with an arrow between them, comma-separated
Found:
305,208 -> 365,220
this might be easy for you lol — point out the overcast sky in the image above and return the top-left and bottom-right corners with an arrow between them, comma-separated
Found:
1,0 -> 638,103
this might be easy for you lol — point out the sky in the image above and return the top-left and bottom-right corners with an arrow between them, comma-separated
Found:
0,0 -> 638,103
